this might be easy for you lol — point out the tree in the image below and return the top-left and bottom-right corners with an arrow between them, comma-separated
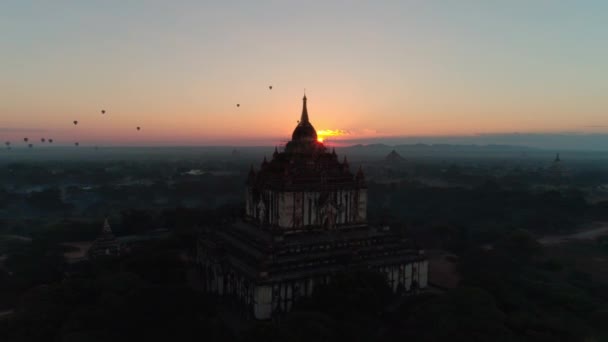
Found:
393,287 -> 514,342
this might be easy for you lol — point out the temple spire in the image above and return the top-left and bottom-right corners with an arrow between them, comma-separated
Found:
102,218 -> 112,234
300,94 -> 309,124
356,165 -> 365,181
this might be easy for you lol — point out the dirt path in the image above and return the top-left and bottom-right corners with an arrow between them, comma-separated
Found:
61,241 -> 92,263
0,310 -> 14,319
539,222 -> 608,245
0,235 -> 32,242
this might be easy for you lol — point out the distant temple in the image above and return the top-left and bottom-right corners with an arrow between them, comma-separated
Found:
196,95 -> 428,319
385,149 -> 405,163
88,218 -> 120,259
549,152 -> 564,184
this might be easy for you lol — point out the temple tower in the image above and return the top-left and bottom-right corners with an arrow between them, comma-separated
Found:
245,95 -> 366,231
197,95 -> 427,319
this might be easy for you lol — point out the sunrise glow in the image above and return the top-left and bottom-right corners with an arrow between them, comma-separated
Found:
1,2 -> 607,148
317,130 -> 349,143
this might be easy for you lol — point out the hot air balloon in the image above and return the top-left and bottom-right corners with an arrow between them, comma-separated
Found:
101,109 -> 106,114
75,142 -> 79,146
137,126 -> 141,131
5,142 -> 9,146
236,104 -> 240,107
269,85 -> 272,90
48,139 -> 53,143
73,120 -> 78,125
41,138 -> 45,143
28,144 -> 33,148
24,137 -> 28,142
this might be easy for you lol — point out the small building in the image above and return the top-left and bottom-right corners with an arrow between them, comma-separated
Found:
385,149 -> 405,163
88,218 -> 120,259
548,153 -> 564,185
197,95 -> 428,320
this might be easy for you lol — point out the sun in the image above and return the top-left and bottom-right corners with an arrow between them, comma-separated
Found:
316,129 -> 346,143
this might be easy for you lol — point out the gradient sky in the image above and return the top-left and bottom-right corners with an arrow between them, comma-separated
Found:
1,1 -> 607,147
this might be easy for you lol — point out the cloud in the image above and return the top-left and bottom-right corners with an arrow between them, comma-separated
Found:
316,129 -> 351,137
320,128 -> 381,137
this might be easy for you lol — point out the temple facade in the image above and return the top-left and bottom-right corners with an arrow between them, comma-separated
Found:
196,95 -> 427,319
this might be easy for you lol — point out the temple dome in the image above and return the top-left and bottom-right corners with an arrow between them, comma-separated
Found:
292,121 -> 317,142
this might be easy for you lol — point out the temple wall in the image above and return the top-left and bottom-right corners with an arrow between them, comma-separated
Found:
294,192 -> 303,228
358,189 -> 367,222
254,285 -> 272,320
275,189 -> 368,229
278,192 -> 294,228
248,187 -> 368,230
303,192 -> 319,226
198,244 -> 427,320
405,264 -> 412,289
418,260 -> 429,288
378,260 -> 428,293
253,260 -> 426,319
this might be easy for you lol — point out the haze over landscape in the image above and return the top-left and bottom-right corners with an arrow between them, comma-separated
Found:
2,1 -> 607,148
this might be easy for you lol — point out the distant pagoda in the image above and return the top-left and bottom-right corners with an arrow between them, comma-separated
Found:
197,95 -> 427,319
548,152 -> 563,184
88,218 -> 120,259
385,149 -> 405,163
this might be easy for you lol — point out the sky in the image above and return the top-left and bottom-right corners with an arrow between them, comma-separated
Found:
1,1 -> 607,148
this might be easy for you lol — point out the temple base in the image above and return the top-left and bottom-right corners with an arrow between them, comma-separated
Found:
196,220 -> 428,320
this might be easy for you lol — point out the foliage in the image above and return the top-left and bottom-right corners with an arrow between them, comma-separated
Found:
390,287 -> 514,342
0,240 -> 231,342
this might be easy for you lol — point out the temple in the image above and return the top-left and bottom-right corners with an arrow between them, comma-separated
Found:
549,152 -> 564,185
88,218 -> 121,259
385,149 -> 406,163
196,95 -> 428,319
